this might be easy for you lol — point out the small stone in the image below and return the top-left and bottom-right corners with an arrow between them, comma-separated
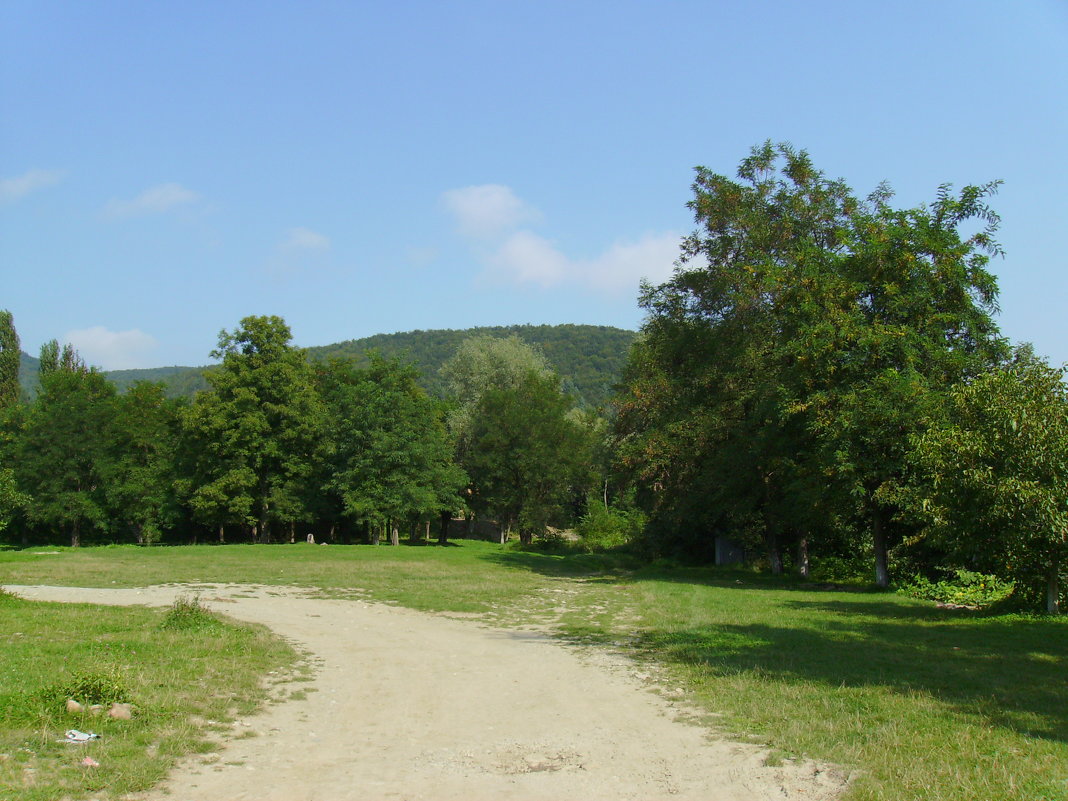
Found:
66,699 -> 83,714
88,705 -> 104,716
107,703 -> 133,720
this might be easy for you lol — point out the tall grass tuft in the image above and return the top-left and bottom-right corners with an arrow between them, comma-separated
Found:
161,595 -> 221,632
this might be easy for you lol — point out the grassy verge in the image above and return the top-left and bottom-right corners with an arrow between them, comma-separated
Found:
0,589 -> 298,801
2,542 -> 1065,801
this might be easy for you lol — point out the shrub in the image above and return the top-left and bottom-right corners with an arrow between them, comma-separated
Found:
898,568 -> 1015,608
574,501 -> 645,553
161,595 -> 221,632
27,668 -> 130,719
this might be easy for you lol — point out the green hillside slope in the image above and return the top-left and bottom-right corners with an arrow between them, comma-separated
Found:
19,324 -> 636,408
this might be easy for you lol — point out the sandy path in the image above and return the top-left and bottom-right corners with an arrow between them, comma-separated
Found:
5,584 -> 846,801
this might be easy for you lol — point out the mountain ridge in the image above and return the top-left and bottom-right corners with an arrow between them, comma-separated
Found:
19,323 -> 637,408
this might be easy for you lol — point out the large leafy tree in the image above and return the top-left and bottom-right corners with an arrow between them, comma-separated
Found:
619,142 -> 1006,583
618,142 -> 855,566
912,351 -> 1068,613
18,346 -> 116,546
440,334 -> 553,457
104,381 -> 180,544
465,370 -> 589,544
183,316 -> 324,541
318,356 -> 463,545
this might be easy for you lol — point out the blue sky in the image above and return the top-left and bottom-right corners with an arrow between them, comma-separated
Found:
2,1 -> 1066,370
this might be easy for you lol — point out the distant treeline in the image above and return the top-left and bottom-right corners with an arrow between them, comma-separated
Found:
17,324 -> 635,408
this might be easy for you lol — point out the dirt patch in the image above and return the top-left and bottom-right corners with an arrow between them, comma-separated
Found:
4,583 -> 849,800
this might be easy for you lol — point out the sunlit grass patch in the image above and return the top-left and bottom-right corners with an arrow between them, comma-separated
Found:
0,593 -> 296,801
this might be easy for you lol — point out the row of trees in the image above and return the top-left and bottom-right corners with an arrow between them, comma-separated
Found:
614,142 -> 1066,613
0,314 -> 597,549
3,143 -> 1064,613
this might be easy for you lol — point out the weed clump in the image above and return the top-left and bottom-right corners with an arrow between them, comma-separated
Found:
27,668 -> 130,719
162,595 -> 221,632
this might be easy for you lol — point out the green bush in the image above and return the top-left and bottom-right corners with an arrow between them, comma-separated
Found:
161,595 -> 222,632
898,568 -> 1015,608
574,501 -> 645,553
26,668 -> 131,720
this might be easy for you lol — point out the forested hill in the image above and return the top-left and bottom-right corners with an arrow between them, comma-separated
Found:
308,324 -> 635,406
19,324 -> 637,408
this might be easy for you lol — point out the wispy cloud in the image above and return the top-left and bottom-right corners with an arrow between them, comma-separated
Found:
443,184 -> 681,294
63,326 -> 158,370
280,226 -> 330,251
486,230 -> 680,293
0,169 -> 64,203
103,183 -> 200,219
269,226 -> 331,276
441,184 -> 542,238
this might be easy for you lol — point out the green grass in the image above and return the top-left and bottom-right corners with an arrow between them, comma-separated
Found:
0,588 -> 297,801
2,542 -> 1066,801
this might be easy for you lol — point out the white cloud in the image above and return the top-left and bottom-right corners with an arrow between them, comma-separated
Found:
445,183 -> 682,295
488,231 -> 571,287
280,227 -> 330,251
63,326 -> 158,371
485,230 -> 681,294
103,183 -> 200,219
269,227 -> 331,276
441,184 -> 541,238
580,232 -> 682,292
0,169 -> 64,203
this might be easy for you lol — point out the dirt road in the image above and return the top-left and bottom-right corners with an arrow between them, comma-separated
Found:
5,584 -> 847,801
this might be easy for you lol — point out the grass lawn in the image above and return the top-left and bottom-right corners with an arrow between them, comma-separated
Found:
0,588 -> 298,801
2,541 -> 1066,801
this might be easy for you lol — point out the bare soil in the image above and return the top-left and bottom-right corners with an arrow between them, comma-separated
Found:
5,584 -> 849,801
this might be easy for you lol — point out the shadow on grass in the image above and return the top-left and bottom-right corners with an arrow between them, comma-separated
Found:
478,548 -> 639,579
480,549 -> 1068,744
624,612 -> 1068,743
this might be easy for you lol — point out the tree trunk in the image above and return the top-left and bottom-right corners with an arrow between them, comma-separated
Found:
872,509 -> 890,588
499,522 -> 508,545
329,522 -> 336,544
1049,563 -> 1061,615
425,520 -> 431,542
71,519 -> 80,548
288,521 -> 296,544
439,510 -> 450,544
390,523 -> 400,547
218,523 -> 225,543
797,536 -> 810,579
410,521 -> 419,546
371,523 -> 381,546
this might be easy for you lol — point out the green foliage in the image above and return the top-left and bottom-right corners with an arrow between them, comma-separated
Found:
465,370 -> 590,543
19,324 -> 635,407
317,355 -> 464,533
617,141 -> 1007,586
0,467 -> 27,533
161,595 -> 222,632
574,497 -> 645,552
898,569 -> 1015,608
34,668 -> 130,712
16,357 -> 117,546
910,351 -> 1068,613
182,315 -> 326,541
0,309 -> 20,408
